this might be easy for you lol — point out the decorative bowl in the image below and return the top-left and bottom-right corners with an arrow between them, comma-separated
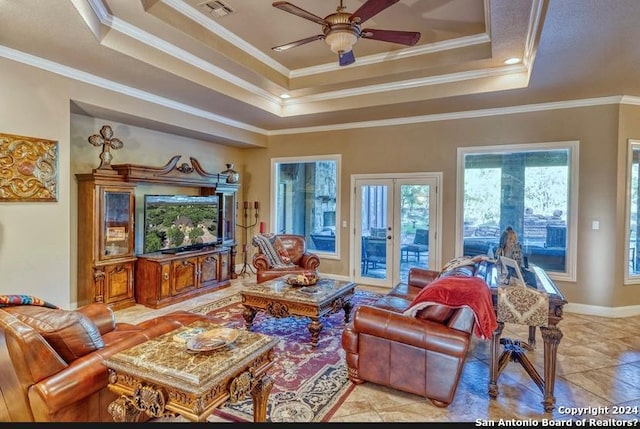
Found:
186,327 -> 239,352
285,272 -> 319,286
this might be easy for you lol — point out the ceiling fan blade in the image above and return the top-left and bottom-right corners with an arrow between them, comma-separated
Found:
349,0 -> 399,24
339,50 -> 355,66
361,29 -> 421,46
272,34 -> 325,52
272,1 -> 327,26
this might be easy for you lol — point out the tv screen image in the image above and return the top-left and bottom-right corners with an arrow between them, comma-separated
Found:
143,194 -> 220,253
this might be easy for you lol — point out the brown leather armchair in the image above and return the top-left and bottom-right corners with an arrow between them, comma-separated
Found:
341,267 -> 477,407
252,234 -> 320,283
0,301 -> 213,422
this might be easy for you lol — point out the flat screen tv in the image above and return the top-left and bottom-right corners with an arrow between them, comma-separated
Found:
143,194 -> 220,254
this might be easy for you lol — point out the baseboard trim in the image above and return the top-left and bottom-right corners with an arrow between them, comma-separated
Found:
564,302 -> 640,318
317,272 -> 352,283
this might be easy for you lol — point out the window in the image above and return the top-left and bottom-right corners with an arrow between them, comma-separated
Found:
272,155 -> 340,257
625,140 -> 640,283
457,142 -> 578,281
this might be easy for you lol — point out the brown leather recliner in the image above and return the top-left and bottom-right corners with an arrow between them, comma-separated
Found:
0,301 -> 213,422
341,267 -> 478,407
252,234 -> 320,283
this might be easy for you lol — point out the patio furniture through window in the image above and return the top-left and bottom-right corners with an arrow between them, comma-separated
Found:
362,236 -> 387,274
401,228 -> 429,262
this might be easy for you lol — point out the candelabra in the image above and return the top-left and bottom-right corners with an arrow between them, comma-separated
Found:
237,200 -> 259,277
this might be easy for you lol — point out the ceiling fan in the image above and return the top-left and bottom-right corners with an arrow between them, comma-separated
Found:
271,0 -> 421,67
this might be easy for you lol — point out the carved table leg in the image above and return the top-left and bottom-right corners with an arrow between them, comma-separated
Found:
308,318 -> 323,347
242,305 -> 257,329
488,322 -> 504,398
540,325 -> 563,412
343,299 -> 353,324
251,374 -> 274,422
528,325 -> 537,349
108,395 -> 141,422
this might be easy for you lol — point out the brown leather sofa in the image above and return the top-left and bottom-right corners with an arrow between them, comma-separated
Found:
0,301 -> 213,422
252,234 -> 321,283
342,266 -> 479,407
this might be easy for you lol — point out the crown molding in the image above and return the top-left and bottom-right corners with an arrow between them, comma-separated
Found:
289,34 -> 492,79
284,64 -> 528,106
0,45 -> 266,134
521,0 -> 546,84
83,0 -> 284,108
161,0 -> 290,77
1,44 -> 634,138
621,95 -> 640,105
270,96 -> 625,135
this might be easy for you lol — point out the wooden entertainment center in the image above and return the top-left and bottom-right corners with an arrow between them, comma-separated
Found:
76,156 -> 238,310
135,246 -> 230,309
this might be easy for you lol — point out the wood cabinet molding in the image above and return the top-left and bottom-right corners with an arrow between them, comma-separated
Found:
111,155 -> 238,191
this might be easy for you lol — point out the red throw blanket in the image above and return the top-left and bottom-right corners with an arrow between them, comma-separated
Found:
404,276 -> 497,339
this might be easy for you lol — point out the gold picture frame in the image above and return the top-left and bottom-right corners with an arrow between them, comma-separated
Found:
0,132 -> 58,202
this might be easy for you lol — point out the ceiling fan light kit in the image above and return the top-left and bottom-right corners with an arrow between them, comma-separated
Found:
325,30 -> 358,54
323,10 -> 359,54
271,0 -> 420,66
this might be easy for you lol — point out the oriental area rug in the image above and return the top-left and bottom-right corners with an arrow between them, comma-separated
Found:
187,289 -> 382,423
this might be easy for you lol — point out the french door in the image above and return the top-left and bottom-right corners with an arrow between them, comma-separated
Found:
352,173 -> 441,289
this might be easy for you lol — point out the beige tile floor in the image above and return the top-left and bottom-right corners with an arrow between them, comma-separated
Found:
115,275 -> 640,423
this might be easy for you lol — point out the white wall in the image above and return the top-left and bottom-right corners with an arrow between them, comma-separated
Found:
0,59 -> 73,306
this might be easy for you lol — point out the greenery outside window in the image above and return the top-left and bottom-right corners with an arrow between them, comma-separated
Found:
625,140 -> 640,283
456,141 -> 578,281
272,155 -> 341,257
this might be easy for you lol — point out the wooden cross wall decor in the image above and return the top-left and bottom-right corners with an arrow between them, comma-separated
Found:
88,125 -> 123,172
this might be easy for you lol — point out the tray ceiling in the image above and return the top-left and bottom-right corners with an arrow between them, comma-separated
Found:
2,0 -> 640,141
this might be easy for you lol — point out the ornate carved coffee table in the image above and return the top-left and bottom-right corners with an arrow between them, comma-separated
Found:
240,277 -> 356,347
103,320 -> 278,422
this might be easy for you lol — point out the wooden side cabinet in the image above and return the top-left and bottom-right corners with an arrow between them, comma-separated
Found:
170,257 -> 199,296
94,261 -> 135,304
135,247 -> 231,308
76,171 -> 137,310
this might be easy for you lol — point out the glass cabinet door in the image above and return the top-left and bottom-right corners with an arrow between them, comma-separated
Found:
221,192 -> 236,244
101,189 -> 134,259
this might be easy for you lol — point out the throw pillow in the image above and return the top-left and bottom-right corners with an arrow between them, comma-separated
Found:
272,236 -> 293,264
6,306 -> 105,363
252,233 -> 295,268
0,294 -> 58,309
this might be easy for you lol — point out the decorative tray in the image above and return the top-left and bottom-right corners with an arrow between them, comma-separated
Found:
284,272 -> 319,286
185,327 -> 239,352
